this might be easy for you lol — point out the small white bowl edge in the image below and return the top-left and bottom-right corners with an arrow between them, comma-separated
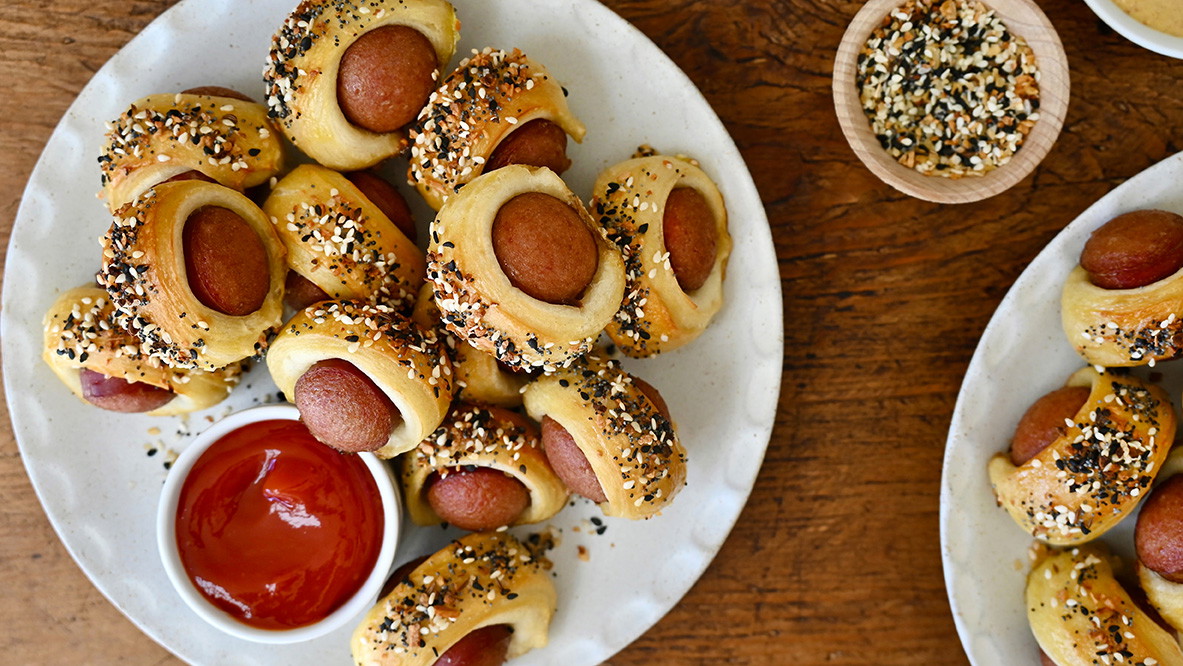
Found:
155,404 -> 401,645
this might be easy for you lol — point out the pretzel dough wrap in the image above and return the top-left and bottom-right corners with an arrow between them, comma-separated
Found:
99,93 -> 284,212
352,531 -> 555,665
592,154 -> 731,357
1061,263 -> 1183,367
410,282 -> 528,407
427,165 -> 625,371
1027,545 -> 1183,665
267,301 -> 453,459
264,165 -> 424,308
262,0 -> 459,171
401,404 -> 568,527
523,354 -> 686,519
97,182 -> 287,371
42,287 -> 241,415
1133,448 -> 1183,633
408,48 -> 586,210
987,368 -> 1175,546
1140,565 -> 1183,636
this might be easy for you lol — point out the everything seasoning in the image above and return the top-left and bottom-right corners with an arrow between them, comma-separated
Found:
408,48 -> 539,202
271,186 -> 413,308
1078,313 -> 1183,368
354,532 -> 552,659
523,354 -> 687,518
856,0 -> 1040,177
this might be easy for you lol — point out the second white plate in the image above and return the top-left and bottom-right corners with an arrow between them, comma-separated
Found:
942,152 -> 1183,664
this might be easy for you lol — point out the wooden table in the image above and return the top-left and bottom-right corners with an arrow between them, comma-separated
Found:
2,0 -> 1177,663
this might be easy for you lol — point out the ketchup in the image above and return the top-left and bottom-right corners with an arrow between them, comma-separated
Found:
175,419 -> 383,630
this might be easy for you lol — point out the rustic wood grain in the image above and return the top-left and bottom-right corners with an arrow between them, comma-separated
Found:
4,0 -> 1183,664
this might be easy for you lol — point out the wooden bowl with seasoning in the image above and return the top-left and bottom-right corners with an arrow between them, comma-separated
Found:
832,0 -> 1069,204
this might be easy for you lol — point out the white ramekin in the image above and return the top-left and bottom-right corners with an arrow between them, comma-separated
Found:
156,403 -> 401,644
1082,0 -> 1183,59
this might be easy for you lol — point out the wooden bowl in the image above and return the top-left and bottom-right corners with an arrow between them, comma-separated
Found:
832,0 -> 1069,204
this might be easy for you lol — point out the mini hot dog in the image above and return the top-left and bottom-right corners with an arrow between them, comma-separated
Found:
263,0 -> 459,170
522,354 -> 685,519
1062,209 -> 1183,367
263,164 -> 423,312
97,181 -> 287,370
99,90 -> 284,212
266,300 -> 453,457
352,531 -> 555,666
407,48 -> 585,211
427,165 -> 625,371
401,404 -> 567,531
1027,544 -> 1183,665
988,367 -> 1174,546
591,152 -> 731,357
42,286 -> 241,415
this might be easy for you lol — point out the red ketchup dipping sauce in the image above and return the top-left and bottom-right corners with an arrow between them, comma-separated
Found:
175,419 -> 383,630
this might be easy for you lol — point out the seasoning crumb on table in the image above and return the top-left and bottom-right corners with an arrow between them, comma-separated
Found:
856,0 -> 1040,178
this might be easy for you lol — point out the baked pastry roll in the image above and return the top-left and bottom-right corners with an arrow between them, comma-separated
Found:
1027,544 -> 1183,666
352,531 -> 555,665
262,0 -> 459,171
988,367 -> 1174,545
1131,450 -> 1183,632
264,164 -> 424,309
592,153 -> 731,357
99,92 -> 283,212
1062,263 -> 1183,367
427,165 -> 625,371
97,181 -> 287,371
1139,563 -> 1183,636
42,286 -> 241,415
401,404 -> 568,529
411,282 -> 529,407
408,47 -> 586,210
523,354 -> 686,519
266,301 -> 453,458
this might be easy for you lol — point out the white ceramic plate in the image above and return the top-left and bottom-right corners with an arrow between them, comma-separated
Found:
941,152 -> 1183,664
0,0 -> 782,664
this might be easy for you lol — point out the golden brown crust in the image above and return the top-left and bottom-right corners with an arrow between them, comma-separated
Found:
410,282 -> 528,407
426,165 -> 625,371
1135,449 -> 1183,633
266,300 -> 453,458
522,354 -> 686,519
41,286 -> 242,415
262,0 -> 460,171
264,164 -> 423,308
988,368 -> 1175,546
96,181 -> 287,371
1028,545 -> 1183,665
1061,264 -> 1183,367
351,531 -> 555,665
592,153 -> 731,357
401,404 -> 568,527
407,47 -> 586,210
99,93 -> 284,212
1139,563 -> 1183,634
